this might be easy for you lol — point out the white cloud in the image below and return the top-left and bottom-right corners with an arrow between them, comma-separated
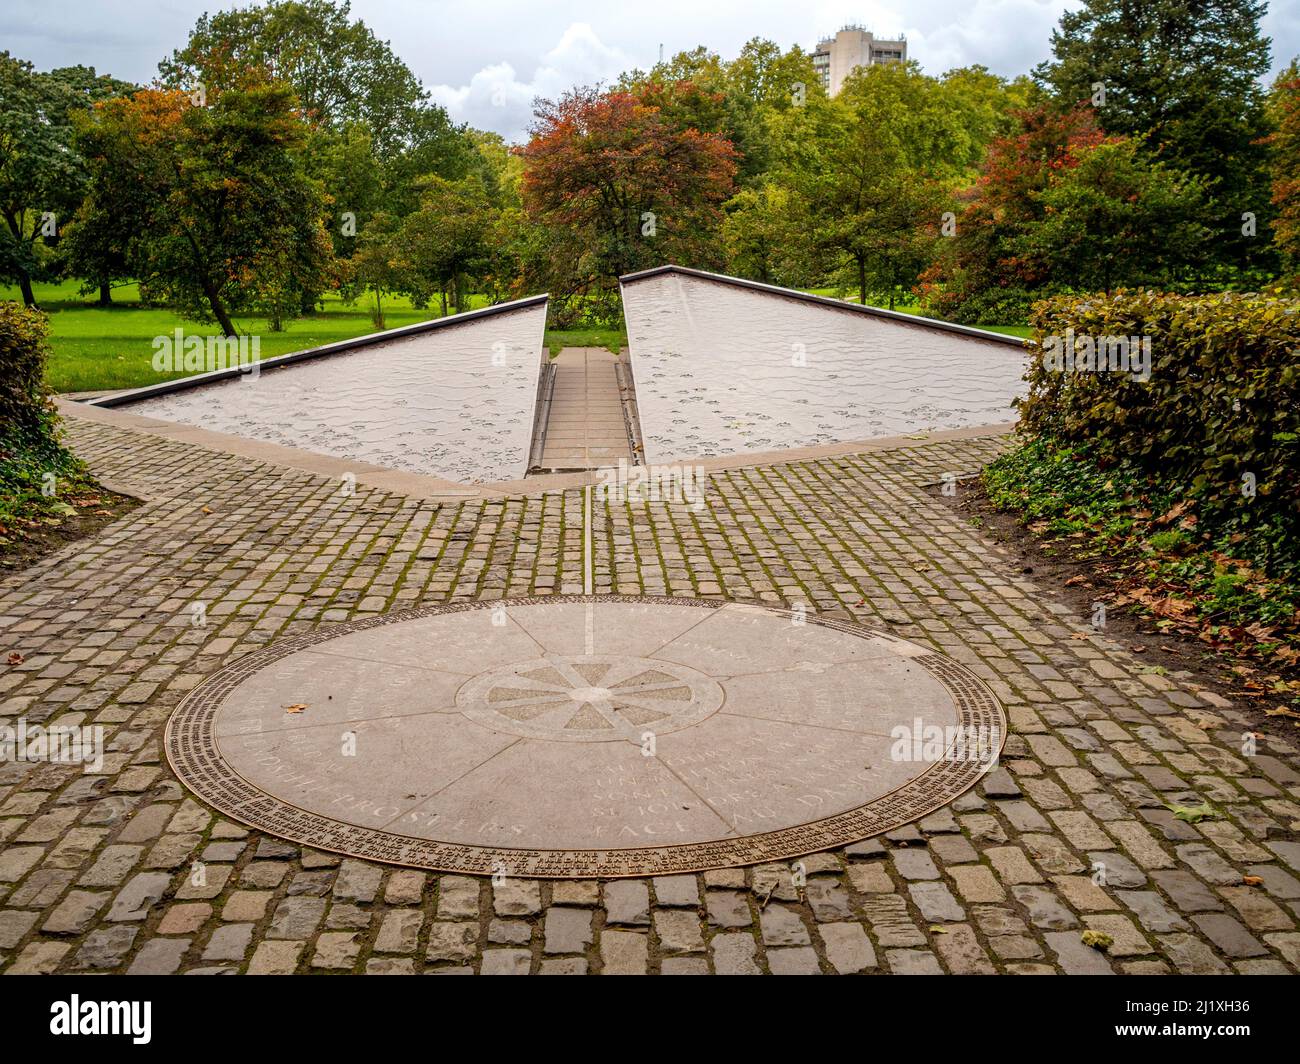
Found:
904,0 -> 1069,77
428,23 -> 636,143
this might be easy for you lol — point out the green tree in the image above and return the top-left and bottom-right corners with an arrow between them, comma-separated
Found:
305,123 -> 381,287
726,38 -> 822,112
1036,0 -> 1273,272
940,66 -> 1038,159
393,176 -> 496,314
161,0 -> 442,159
44,64 -> 139,305
347,210 -> 403,329
75,81 -> 332,336
775,63 -> 964,306
0,54 -> 92,306
1024,137 -> 1210,293
1267,61 -> 1300,275
160,0 -> 474,222
721,184 -> 802,285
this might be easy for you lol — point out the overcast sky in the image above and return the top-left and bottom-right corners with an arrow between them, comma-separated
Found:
5,0 -> 1299,141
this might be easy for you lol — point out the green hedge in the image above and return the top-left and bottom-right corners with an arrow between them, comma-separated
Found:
1018,290 -> 1300,570
0,301 -> 55,433
0,301 -> 86,522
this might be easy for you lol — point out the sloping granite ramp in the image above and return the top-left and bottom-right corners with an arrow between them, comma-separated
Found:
91,296 -> 549,485
620,266 -> 1027,465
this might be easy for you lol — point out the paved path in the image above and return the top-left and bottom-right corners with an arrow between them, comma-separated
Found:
0,416 -> 1297,974
538,348 -> 633,471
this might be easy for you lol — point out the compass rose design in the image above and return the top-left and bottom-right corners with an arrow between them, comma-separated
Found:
456,655 -> 725,742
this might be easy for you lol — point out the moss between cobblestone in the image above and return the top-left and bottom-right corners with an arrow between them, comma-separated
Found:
1,421 -> 1298,975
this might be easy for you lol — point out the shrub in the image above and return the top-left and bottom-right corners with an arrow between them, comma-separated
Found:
1017,289 -> 1300,574
0,301 -> 86,522
0,300 -> 55,433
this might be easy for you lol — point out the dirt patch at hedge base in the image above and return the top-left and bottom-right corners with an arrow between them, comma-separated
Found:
930,477 -> 1300,744
0,487 -> 140,576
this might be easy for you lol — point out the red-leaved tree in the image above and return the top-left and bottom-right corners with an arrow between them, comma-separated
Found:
515,84 -> 737,320
917,104 -> 1104,323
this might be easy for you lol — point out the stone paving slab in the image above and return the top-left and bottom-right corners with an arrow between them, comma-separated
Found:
112,302 -> 548,484
0,416 -> 1297,974
165,597 -> 1002,874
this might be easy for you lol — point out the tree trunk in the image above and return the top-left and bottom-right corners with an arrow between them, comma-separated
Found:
18,271 -> 37,308
98,281 -> 111,306
857,257 -> 867,307
440,287 -> 447,316
185,233 -> 237,336
201,278 -> 238,337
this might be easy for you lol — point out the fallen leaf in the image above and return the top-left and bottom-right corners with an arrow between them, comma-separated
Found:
1165,801 -> 1217,823
1081,930 -> 1113,951
6,652 -> 23,666
928,926 -> 949,934
1153,500 -> 1193,526
283,703 -> 308,714
1242,875 -> 1264,887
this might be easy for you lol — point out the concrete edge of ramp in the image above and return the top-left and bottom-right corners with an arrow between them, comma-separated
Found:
58,396 -> 1015,504
619,264 -> 1026,349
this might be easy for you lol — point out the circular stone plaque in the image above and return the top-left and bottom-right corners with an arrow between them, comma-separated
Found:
166,596 -> 1005,878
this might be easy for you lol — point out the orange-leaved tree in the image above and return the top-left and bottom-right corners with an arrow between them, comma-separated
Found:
516,84 -> 737,320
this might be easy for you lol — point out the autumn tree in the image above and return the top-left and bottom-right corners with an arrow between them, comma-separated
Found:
917,105 -> 1105,322
1267,61 -> 1300,275
517,85 -> 738,316
74,80 -> 332,335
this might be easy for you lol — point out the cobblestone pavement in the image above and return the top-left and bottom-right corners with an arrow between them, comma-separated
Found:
2,417 -> 1298,975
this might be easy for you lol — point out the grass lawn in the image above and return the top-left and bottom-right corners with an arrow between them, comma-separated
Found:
805,287 -> 1031,339
544,327 -> 627,356
2,280 -> 499,393
4,279 -> 1022,393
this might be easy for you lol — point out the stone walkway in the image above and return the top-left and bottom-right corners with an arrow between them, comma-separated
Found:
1,415 -> 1298,974
538,348 -> 634,472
